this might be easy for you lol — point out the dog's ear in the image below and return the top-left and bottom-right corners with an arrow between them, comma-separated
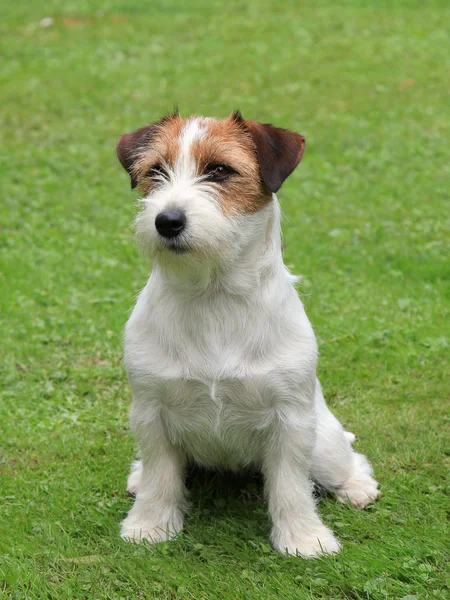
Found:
117,125 -> 158,189
232,112 -> 305,193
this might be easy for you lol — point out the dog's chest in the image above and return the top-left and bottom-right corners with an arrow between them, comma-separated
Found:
147,375 -> 278,468
125,276 -> 317,467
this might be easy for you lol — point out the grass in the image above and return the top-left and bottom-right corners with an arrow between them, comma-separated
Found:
1,0 -> 449,598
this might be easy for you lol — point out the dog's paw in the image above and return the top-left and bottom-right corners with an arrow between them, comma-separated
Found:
344,430 -> 356,444
272,524 -> 341,558
121,510 -> 183,544
336,453 -> 380,509
126,460 -> 142,496
336,476 -> 380,508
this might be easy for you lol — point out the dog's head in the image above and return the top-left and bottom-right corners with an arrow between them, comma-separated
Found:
117,111 -> 305,268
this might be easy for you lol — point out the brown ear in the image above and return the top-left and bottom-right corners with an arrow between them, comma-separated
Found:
240,116 -> 305,193
116,124 -> 158,189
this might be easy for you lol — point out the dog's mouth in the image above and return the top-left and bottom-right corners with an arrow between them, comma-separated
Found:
162,239 -> 190,254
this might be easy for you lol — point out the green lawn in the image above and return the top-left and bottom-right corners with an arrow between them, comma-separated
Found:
1,0 -> 449,598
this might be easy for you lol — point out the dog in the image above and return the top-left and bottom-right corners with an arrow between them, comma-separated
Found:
116,110 -> 380,557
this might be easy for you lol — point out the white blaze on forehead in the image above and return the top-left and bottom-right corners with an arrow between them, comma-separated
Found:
177,118 -> 208,177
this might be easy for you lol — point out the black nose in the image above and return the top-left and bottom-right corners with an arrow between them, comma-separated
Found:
155,210 -> 186,238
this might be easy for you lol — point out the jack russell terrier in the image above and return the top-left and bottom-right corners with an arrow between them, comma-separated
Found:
116,111 -> 379,557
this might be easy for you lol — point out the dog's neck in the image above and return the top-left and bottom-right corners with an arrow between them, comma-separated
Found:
151,199 -> 289,299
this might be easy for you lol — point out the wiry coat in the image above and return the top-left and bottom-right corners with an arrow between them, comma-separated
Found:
116,112 -> 379,557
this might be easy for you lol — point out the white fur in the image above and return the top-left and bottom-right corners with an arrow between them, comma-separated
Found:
121,120 -> 379,557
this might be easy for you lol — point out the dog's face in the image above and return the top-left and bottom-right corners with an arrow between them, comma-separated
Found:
117,111 -> 305,268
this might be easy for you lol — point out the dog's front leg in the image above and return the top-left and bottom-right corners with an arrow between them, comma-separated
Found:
121,393 -> 187,544
263,403 -> 340,558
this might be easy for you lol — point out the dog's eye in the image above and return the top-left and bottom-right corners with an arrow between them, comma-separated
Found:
147,164 -> 168,180
205,164 -> 235,182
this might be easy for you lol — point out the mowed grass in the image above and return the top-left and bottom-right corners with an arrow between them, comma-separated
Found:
1,0 -> 449,598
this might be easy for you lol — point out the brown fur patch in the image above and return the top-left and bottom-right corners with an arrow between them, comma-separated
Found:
130,115 -> 184,195
118,113 -> 304,213
190,117 -> 271,215
242,120 -> 305,193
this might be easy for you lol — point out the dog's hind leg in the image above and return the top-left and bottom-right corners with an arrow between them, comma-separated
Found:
126,459 -> 142,496
310,379 -> 380,508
